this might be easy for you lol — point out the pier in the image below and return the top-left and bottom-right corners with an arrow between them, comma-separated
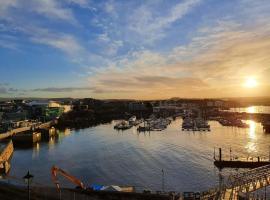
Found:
214,160 -> 270,169
214,148 -> 270,169
202,164 -> 270,200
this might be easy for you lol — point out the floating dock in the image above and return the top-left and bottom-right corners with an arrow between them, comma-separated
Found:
214,148 -> 270,169
214,160 -> 270,169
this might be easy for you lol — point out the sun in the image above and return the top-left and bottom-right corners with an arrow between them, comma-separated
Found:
244,77 -> 258,88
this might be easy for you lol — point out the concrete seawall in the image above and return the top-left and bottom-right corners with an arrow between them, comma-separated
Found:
0,120 -> 57,141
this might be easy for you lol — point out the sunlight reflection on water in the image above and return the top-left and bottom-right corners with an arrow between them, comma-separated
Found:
247,106 -> 256,113
245,120 -> 257,153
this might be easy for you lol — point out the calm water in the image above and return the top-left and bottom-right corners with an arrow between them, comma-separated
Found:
227,106 -> 270,114
6,118 -> 270,192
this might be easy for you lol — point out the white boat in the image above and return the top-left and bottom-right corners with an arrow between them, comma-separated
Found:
128,116 -> 137,125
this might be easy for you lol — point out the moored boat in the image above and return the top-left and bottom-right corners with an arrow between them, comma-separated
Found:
114,121 -> 132,130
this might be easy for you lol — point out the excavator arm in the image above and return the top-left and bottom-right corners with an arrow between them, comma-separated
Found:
51,165 -> 85,190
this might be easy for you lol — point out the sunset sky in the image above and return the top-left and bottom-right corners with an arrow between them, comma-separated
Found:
0,0 -> 270,99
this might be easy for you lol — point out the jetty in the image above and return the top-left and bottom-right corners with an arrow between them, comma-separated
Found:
214,148 -> 270,169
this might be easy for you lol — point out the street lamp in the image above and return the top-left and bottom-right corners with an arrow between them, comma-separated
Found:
23,171 -> 34,200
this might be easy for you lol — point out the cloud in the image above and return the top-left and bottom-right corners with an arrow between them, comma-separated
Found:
96,32 -> 123,56
0,0 -> 78,23
0,0 -> 86,56
0,39 -> 18,50
86,17 -> 270,99
1,0 -> 270,99
0,87 -> 8,94
104,0 -> 116,16
33,87 -> 95,92
0,84 -> 20,94
8,88 -> 18,92
128,0 -> 201,42
30,30 -> 83,55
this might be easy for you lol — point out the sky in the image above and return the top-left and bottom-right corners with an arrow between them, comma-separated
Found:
0,0 -> 270,99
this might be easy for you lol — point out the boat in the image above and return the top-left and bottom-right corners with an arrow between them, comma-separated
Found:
114,121 -> 132,130
91,184 -> 134,192
218,118 -> 249,128
148,118 -> 171,131
133,119 -> 143,126
194,118 -> 210,131
128,116 -> 137,125
182,117 -> 194,130
182,117 -> 210,131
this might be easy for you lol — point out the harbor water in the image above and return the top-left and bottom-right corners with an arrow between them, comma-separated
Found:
5,118 -> 270,192
226,106 -> 270,114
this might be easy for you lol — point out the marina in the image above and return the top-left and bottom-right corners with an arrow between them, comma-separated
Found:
1,117 -> 270,193
115,115 -> 171,132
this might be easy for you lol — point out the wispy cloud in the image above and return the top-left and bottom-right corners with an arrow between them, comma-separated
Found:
30,29 -> 83,55
128,0 -> 201,42
0,0 -> 80,23
0,87 -> 8,94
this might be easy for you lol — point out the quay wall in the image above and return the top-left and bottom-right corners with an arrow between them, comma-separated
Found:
0,120 -> 57,141
0,141 -> 13,162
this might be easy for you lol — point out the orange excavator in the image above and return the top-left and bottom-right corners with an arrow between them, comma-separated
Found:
51,165 -> 86,190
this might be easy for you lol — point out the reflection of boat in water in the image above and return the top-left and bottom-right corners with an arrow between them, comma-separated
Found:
137,126 -> 151,132
0,140 -> 14,174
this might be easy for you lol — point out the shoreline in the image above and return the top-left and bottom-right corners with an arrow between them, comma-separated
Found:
0,181 -> 173,200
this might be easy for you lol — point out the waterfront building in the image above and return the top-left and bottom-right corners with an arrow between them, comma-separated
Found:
128,102 -> 147,111
26,100 -> 67,121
